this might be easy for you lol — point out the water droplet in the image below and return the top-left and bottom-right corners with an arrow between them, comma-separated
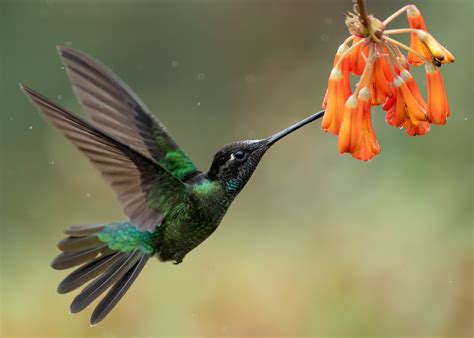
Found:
57,94 -> 62,100
197,102 -> 201,107
245,74 -> 257,84
320,33 -> 329,42
464,117 -> 468,121
51,161 -> 55,165
9,117 -> 13,121
29,125 -> 33,130
65,41 -> 72,47
171,60 -> 180,68
86,192 -> 92,198
197,73 -> 206,80
135,64 -> 144,72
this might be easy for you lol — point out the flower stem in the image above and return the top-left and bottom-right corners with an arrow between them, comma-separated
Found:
385,28 -> 423,35
385,42 -> 406,73
384,36 -> 430,64
357,0 -> 371,31
382,5 -> 411,26
355,44 -> 375,97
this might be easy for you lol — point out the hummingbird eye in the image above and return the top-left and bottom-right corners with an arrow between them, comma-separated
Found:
233,150 -> 246,161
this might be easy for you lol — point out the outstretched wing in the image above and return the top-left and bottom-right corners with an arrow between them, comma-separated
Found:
57,46 -> 198,181
21,85 -> 186,232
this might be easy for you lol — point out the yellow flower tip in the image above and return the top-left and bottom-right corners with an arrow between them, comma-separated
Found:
407,5 -> 427,30
407,5 -> 422,19
330,67 -> 343,80
400,69 -> 413,81
358,87 -> 371,101
336,43 -> 349,55
345,94 -> 358,108
425,63 -> 437,74
393,76 -> 405,88
397,55 -> 409,69
440,45 -> 455,64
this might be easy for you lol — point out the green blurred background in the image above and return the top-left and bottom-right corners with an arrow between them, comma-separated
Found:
0,0 -> 472,336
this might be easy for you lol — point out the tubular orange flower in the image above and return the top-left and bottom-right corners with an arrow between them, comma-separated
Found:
406,5 -> 430,65
321,67 -> 348,135
338,95 -> 359,154
425,64 -> 450,125
339,89 -> 380,161
320,0 -> 454,160
322,44 -> 353,135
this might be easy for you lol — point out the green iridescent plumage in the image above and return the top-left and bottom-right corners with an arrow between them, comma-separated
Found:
97,223 -> 157,255
159,150 -> 197,181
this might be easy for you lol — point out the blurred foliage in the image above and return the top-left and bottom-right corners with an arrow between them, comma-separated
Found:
0,0 -> 472,336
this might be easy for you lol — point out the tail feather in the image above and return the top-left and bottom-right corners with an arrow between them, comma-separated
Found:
52,223 -> 152,325
58,235 -> 104,252
70,251 -> 141,313
63,224 -> 105,236
51,246 -> 107,270
91,254 -> 150,325
57,252 -> 118,294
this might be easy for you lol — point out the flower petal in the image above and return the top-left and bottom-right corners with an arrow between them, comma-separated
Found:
322,67 -> 351,134
407,5 -> 431,66
400,70 -> 426,109
425,64 -> 450,125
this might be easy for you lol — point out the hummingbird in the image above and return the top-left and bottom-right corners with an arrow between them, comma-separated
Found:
20,46 -> 324,325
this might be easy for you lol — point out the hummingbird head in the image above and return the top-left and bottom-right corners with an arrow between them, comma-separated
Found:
206,110 -> 324,195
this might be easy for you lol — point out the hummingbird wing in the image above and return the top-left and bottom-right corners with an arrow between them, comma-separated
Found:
21,85 -> 187,232
57,46 -> 198,181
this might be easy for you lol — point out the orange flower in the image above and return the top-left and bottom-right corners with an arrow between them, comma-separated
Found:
339,89 -> 380,161
321,1 -> 454,160
322,68 -> 347,135
322,44 -> 352,135
407,5 -> 430,65
425,64 -> 450,125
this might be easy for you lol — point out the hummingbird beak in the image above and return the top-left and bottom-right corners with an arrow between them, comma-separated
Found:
264,110 -> 325,147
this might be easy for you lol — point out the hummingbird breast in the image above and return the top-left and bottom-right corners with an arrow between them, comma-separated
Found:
154,180 -> 232,264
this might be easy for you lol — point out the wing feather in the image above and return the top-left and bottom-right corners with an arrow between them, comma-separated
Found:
57,46 -> 194,169
21,84 -> 184,231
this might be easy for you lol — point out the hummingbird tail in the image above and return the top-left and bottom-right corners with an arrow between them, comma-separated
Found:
51,222 -> 153,325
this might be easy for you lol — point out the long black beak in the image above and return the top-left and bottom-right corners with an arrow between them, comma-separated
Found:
264,110 -> 325,146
